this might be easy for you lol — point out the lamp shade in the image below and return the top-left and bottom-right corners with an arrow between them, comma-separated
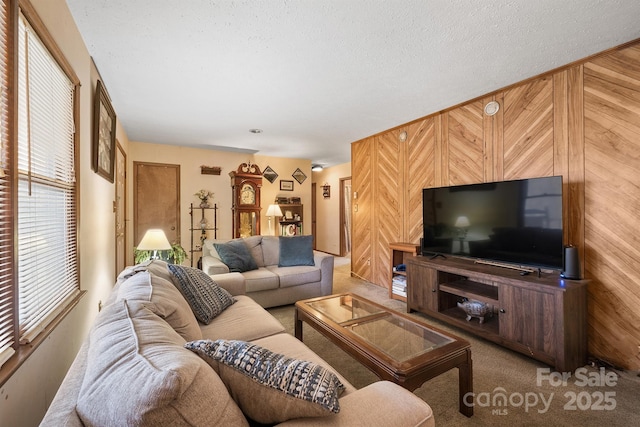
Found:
137,229 -> 172,251
266,204 -> 283,217
454,216 -> 471,228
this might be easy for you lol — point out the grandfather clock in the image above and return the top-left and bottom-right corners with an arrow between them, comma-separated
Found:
230,162 -> 262,238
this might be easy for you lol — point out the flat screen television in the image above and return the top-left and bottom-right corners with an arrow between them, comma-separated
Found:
422,176 -> 563,270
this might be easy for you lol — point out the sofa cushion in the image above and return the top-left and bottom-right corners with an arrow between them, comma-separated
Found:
185,339 -> 344,424
116,264 -> 202,341
167,264 -> 236,324
261,236 -> 280,266
199,295 -> 285,342
214,240 -> 258,272
268,265 -> 322,288
242,235 -> 265,267
242,267 -> 280,292
76,300 -> 247,427
279,235 -> 315,267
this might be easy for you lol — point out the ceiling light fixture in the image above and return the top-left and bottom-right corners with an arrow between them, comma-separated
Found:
311,165 -> 323,172
249,129 -> 263,134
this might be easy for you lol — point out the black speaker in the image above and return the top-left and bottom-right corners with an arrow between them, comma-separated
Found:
561,245 -> 581,279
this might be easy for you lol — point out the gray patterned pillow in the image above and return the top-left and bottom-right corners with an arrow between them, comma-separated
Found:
185,339 -> 344,424
167,264 -> 235,324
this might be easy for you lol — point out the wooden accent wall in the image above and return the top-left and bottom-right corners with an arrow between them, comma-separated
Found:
351,39 -> 640,370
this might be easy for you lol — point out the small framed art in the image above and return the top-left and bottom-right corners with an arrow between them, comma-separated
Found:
280,180 -> 294,191
92,80 -> 117,182
292,168 -> 307,184
263,166 -> 278,183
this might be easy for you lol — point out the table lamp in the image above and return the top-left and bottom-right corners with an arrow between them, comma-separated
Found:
266,204 -> 283,236
137,229 -> 172,259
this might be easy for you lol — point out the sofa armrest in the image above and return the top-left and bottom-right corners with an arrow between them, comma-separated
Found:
202,255 -> 229,275
314,251 -> 334,296
210,272 -> 246,296
277,381 -> 434,427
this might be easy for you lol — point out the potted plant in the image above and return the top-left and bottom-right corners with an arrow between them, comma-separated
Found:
195,189 -> 214,208
134,242 -> 188,265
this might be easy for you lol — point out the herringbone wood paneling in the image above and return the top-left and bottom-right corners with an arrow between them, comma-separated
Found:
407,119 -> 436,244
447,101 -> 484,185
350,39 -> 640,370
584,44 -> 640,369
373,132 -> 402,288
503,76 -> 555,180
351,139 -> 373,281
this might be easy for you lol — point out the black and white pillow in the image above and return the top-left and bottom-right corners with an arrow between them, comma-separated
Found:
167,264 -> 235,324
185,339 -> 344,424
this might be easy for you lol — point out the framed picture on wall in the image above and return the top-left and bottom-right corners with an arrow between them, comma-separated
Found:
263,166 -> 278,183
280,180 -> 294,191
292,168 -> 307,184
92,80 -> 117,183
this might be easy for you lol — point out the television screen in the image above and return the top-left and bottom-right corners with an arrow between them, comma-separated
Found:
422,176 -> 563,269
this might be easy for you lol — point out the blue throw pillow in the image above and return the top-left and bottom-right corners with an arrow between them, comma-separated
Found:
279,235 -> 315,267
213,240 -> 258,272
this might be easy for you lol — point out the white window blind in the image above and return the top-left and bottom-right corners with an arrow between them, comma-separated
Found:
0,0 -> 15,369
16,11 -> 79,344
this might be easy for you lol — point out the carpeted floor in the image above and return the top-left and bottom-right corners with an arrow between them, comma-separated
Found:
268,260 -> 640,426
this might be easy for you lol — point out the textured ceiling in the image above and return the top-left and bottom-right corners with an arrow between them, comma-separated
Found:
65,0 -> 640,167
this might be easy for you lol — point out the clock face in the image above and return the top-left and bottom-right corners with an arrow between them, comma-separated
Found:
240,184 -> 256,205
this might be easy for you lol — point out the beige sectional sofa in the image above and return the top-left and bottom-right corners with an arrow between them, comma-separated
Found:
40,260 -> 435,427
201,235 -> 334,308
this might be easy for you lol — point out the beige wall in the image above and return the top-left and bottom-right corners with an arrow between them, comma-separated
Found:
125,145 -> 313,264
312,162 -> 351,255
255,155 -> 312,236
0,1 -> 129,425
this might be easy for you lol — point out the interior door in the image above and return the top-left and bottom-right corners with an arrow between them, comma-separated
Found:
311,183 -> 316,248
340,177 -> 352,257
115,142 -> 126,274
134,162 -> 180,247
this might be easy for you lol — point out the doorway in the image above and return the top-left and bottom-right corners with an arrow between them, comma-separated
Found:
340,177 -> 352,257
115,141 -> 127,275
133,162 -> 181,250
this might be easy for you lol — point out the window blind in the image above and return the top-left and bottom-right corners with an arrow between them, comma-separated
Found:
0,0 -> 15,370
16,11 -> 79,344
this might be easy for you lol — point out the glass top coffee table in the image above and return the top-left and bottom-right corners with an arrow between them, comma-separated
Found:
295,293 -> 473,417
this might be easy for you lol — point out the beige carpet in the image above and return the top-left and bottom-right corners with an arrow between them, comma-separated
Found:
268,261 -> 640,427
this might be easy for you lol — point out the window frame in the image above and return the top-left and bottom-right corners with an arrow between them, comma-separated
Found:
0,0 -> 84,388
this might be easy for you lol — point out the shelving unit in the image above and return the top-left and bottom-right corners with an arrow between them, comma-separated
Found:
406,255 -> 588,371
389,242 -> 419,302
189,203 -> 218,267
277,203 -> 303,236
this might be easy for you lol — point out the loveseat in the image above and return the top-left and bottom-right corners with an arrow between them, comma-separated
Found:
40,260 -> 434,426
201,235 -> 334,308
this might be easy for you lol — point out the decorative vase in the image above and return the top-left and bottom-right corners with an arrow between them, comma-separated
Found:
199,199 -> 209,208
200,217 -> 208,229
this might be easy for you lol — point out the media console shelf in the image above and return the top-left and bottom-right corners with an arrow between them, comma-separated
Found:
406,255 -> 588,372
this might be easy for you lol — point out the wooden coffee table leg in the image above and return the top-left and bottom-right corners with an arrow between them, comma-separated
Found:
458,348 -> 473,417
294,307 -> 303,341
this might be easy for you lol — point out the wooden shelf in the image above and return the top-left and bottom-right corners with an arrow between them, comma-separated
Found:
439,306 -> 499,335
439,279 -> 498,304
389,242 -> 419,302
189,203 -> 217,268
